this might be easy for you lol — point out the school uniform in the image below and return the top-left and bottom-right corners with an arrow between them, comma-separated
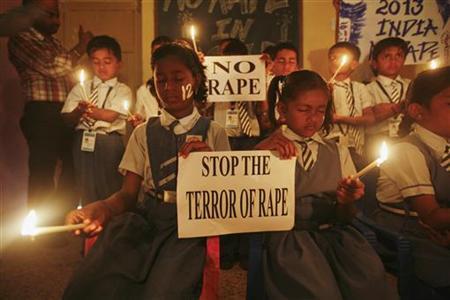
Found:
214,101 -> 261,267
329,78 -> 372,168
366,75 -> 410,158
135,82 -> 160,120
262,127 -> 391,300
373,124 -> 450,289
61,76 -> 131,204
63,108 -> 230,299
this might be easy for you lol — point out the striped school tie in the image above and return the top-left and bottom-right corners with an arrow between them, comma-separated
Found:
238,101 -> 253,137
81,85 -> 99,128
390,81 -> 400,103
297,139 -> 315,172
441,144 -> 450,172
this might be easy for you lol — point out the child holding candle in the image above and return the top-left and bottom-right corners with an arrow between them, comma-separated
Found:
63,43 -> 230,299
327,42 -> 376,169
373,67 -> 450,297
61,35 -> 131,204
366,37 -> 411,160
255,70 -> 392,299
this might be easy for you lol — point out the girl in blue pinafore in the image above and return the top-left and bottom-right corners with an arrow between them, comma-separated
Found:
255,70 -> 393,299
63,43 -> 230,299
373,66 -> 450,298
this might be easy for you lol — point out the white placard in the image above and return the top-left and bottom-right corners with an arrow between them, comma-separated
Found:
338,0 -> 449,65
177,151 -> 295,238
204,55 -> 267,102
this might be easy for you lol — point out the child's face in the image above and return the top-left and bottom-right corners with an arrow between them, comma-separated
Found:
328,48 -> 357,79
372,46 -> 406,79
278,88 -> 328,138
153,56 -> 197,116
417,87 -> 450,138
272,49 -> 298,76
90,48 -> 121,81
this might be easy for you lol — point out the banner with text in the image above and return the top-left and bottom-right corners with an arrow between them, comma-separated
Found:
177,151 -> 295,238
204,55 -> 267,102
338,0 -> 449,65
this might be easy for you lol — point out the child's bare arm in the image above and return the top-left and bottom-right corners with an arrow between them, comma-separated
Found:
333,107 -> 376,126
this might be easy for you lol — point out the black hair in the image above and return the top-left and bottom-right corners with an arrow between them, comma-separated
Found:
222,38 -> 248,55
150,42 -> 207,104
273,42 -> 298,60
398,66 -> 450,136
151,35 -> 172,50
262,45 -> 276,60
329,41 -> 361,61
87,35 -> 122,61
371,37 -> 408,61
279,70 -> 333,135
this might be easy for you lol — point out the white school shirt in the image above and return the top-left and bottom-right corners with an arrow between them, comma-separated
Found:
377,124 -> 449,203
135,83 -> 160,119
282,127 -> 357,177
328,78 -> 372,147
119,107 -> 231,193
366,75 -> 410,135
62,76 -> 131,135
213,102 -> 261,137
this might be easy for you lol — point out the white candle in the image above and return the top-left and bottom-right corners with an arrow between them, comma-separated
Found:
354,141 -> 388,178
190,25 -> 198,53
329,54 -> 349,83
79,69 -> 90,101
21,210 -> 86,237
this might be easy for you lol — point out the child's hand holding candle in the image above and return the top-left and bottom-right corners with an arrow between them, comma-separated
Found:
65,200 -> 114,237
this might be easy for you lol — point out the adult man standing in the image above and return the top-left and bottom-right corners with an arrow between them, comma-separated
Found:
8,0 -> 92,222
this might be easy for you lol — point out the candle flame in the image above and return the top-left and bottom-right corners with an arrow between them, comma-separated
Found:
79,69 -> 86,85
77,204 -> 82,210
123,100 -> 130,111
429,59 -> 439,70
190,25 -> 196,38
340,55 -> 349,67
21,210 -> 37,236
376,141 -> 388,166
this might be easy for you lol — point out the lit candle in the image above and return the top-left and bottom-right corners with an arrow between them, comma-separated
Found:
21,210 -> 86,237
79,69 -> 90,101
123,100 -> 133,117
354,142 -> 388,178
329,54 -> 349,83
429,59 -> 439,70
190,25 -> 198,53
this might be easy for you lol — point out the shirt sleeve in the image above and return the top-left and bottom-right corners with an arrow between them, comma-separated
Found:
118,124 -> 147,177
8,32 -> 72,77
380,142 -> 434,198
358,83 -> 373,109
61,84 -> 83,113
207,121 -> 231,151
337,143 -> 357,177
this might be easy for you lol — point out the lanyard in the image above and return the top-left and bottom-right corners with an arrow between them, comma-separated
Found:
375,80 -> 404,104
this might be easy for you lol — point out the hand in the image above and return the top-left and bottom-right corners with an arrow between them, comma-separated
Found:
179,139 -> 212,158
65,201 -> 112,237
84,103 -> 99,119
78,25 -> 93,49
255,129 -> 297,159
259,53 -> 273,74
374,103 -> 397,117
128,113 -> 145,127
336,176 -> 364,204
420,221 -> 450,248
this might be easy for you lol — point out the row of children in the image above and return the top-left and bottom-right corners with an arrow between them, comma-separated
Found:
59,33 -> 449,299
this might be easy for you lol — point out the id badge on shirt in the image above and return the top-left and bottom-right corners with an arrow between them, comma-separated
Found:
389,118 -> 400,138
81,130 -> 96,152
225,109 -> 239,129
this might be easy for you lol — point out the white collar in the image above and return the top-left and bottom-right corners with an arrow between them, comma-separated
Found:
159,107 -> 200,132
332,77 -> 351,85
93,76 -> 118,88
413,124 -> 449,157
29,27 -> 45,41
377,75 -> 403,86
283,127 -> 325,145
